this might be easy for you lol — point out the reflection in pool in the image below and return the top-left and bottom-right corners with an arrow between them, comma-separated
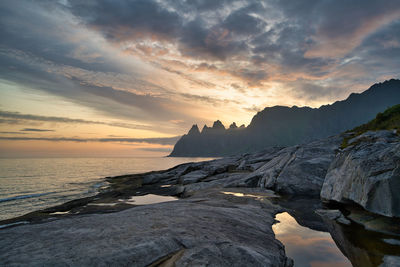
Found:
273,212 -> 351,267
221,191 -> 276,199
122,194 -> 178,205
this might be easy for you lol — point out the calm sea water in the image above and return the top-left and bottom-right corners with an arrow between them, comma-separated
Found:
0,157 -> 213,221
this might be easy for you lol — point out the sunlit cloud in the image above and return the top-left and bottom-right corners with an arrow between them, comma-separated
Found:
0,0 -> 399,155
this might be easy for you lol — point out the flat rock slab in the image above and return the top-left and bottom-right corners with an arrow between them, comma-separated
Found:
0,189 -> 292,267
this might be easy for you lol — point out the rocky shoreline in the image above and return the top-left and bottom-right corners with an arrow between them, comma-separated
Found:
1,130 -> 400,266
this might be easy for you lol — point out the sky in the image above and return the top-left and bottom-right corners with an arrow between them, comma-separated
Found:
0,0 -> 399,157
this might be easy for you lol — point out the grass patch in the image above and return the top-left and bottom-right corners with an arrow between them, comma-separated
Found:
341,104 -> 400,148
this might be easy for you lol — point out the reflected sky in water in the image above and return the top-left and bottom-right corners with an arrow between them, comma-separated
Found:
221,191 -> 276,199
124,194 -> 177,205
273,212 -> 351,267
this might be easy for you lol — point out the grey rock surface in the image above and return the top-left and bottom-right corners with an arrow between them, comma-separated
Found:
147,136 -> 341,197
179,170 -> 208,184
0,189 -> 292,267
315,209 -> 351,225
321,131 -> 400,217
243,136 -> 342,195
2,130 -> 400,266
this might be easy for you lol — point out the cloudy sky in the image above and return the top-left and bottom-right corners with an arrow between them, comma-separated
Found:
1,0 -> 399,156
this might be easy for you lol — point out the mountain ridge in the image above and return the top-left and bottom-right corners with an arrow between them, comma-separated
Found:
170,79 -> 400,157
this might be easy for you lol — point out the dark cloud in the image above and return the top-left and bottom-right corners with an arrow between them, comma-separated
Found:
1,0 -> 400,116
250,23 -> 333,79
231,83 -> 247,94
66,0 -> 349,81
0,132 -> 27,135
222,3 -> 267,35
312,0 -> 400,38
356,20 -> 400,66
159,63 -> 217,88
180,0 -> 233,11
179,93 -> 240,105
69,0 -> 181,41
178,19 -> 248,60
0,110 -> 152,131
0,119 -> 21,125
270,0 -> 400,37
288,81 -> 345,101
0,136 -> 180,145
243,105 -> 261,113
20,128 -> 54,132
232,69 -> 268,86
0,1 -> 120,73
67,0 -> 252,60
139,147 -> 173,153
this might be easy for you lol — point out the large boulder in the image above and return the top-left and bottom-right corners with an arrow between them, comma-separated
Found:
321,131 -> 400,217
245,136 -> 341,196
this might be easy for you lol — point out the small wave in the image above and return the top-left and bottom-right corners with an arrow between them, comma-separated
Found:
87,181 -> 109,193
0,192 -> 56,203
92,181 -> 108,189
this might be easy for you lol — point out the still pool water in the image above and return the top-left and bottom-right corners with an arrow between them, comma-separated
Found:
273,212 -> 352,267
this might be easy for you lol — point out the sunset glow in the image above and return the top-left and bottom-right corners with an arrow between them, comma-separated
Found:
1,0 -> 399,156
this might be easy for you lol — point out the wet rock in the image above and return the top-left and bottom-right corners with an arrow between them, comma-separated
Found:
345,207 -> 400,236
315,209 -> 351,225
321,214 -> 400,267
321,131 -> 400,217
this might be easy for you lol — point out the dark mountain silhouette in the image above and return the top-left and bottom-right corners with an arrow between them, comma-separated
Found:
169,79 -> 400,157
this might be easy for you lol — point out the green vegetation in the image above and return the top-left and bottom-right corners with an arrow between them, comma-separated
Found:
341,104 -> 400,148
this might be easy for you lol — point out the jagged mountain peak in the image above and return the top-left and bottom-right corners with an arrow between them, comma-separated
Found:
201,124 -> 210,134
229,122 -> 238,129
188,124 -> 200,135
212,120 -> 225,130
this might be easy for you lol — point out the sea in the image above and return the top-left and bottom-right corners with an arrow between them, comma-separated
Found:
0,157 -> 213,221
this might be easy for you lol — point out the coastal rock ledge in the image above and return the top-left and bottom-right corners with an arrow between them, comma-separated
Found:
321,131 -> 400,217
1,130 -> 399,266
0,189 -> 292,267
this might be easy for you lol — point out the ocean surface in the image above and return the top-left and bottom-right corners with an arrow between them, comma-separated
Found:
0,157 -> 213,221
